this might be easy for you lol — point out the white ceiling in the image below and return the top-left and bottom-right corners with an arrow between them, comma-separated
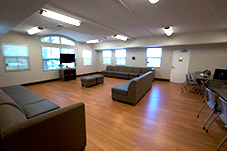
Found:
2,0 -> 227,43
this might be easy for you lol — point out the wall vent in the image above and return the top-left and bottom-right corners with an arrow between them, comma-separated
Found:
181,49 -> 188,52
55,24 -> 67,28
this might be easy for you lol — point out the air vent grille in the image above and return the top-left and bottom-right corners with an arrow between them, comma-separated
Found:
55,24 -> 67,28
181,49 -> 188,52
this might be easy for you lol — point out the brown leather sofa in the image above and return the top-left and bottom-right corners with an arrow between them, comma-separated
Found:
0,85 -> 86,151
112,71 -> 153,105
102,65 -> 155,81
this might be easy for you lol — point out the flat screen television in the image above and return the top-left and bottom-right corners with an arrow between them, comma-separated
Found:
213,69 -> 227,80
60,53 -> 75,64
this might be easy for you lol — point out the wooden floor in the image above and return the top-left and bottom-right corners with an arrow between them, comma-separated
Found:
25,75 -> 227,151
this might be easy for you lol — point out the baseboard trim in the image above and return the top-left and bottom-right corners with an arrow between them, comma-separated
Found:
76,72 -> 101,77
22,78 -> 60,86
154,78 -> 170,81
22,72 -> 102,86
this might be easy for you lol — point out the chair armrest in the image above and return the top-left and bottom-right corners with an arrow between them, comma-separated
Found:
2,102 -> 86,151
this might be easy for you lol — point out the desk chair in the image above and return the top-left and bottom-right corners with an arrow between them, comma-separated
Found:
208,97 -> 227,151
196,88 -> 221,131
181,74 -> 188,92
181,73 -> 198,93
217,98 -> 227,151
188,73 -> 199,89
218,135 -> 227,151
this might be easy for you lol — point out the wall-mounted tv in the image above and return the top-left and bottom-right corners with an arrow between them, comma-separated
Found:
60,53 -> 75,64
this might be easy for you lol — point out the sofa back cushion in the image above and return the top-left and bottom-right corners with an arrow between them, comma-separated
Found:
132,71 -> 153,100
112,66 -> 119,71
0,89 -> 25,115
118,67 -> 133,72
106,66 -> 112,71
132,68 -> 141,73
0,104 -> 27,137
141,68 -> 151,73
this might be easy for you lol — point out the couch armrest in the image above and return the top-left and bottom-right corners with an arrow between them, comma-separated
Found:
2,102 -> 86,151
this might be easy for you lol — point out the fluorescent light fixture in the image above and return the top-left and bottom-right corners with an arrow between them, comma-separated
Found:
163,26 -> 173,36
114,35 -> 128,41
149,0 -> 159,4
86,39 -> 100,44
40,9 -> 81,26
27,26 -> 44,35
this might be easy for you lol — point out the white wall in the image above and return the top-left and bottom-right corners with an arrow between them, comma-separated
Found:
0,32 -> 98,87
96,48 -> 173,80
1,32 -> 227,87
96,44 -> 227,80
161,44 -> 227,79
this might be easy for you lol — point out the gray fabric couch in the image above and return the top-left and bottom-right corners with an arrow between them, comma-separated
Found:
102,66 -> 155,80
112,71 -> 153,105
0,85 -> 86,151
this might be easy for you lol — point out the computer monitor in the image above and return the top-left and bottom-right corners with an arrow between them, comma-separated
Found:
213,69 -> 227,80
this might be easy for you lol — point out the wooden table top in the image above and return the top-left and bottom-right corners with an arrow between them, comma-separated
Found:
213,88 -> 227,101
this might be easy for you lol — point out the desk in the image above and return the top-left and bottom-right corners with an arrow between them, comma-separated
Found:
192,73 -> 213,96
213,88 -> 227,101
191,73 -> 214,80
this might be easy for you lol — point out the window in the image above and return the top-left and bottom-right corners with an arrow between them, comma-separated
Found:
82,50 -> 92,66
41,36 -> 75,46
60,37 -> 75,46
1,43 -> 30,71
146,48 -> 162,67
102,50 -> 112,65
51,36 -> 60,44
41,37 -> 50,43
115,49 -> 126,65
42,47 -> 60,70
41,36 -> 76,70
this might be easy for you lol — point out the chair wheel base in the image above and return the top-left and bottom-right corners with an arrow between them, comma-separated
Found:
206,130 -> 208,133
197,115 -> 199,118
203,127 -> 205,130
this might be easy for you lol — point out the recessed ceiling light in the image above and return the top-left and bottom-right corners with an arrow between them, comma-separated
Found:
40,9 -> 81,26
113,35 -> 128,41
163,26 -> 173,36
149,0 -> 159,4
86,39 -> 100,44
27,26 -> 44,35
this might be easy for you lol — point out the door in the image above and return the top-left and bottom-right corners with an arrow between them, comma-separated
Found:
170,49 -> 190,83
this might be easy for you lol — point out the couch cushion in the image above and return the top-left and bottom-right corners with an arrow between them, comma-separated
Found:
0,90 -> 25,115
114,71 -> 129,76
10,91 -> 46,106
129,73 -> 139,77
141,68 -> 151,73
0,104 -> 27,135
112,66 -> 119,71
112,81 -> 131,96
81,76 -> 96,82
1,85 -> 29,95
132,68 -> 141,73
118,67 -> 133,72
106,66 -> 112,71
22,100 -> 60,119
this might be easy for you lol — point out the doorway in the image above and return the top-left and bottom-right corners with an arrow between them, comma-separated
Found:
170,49 -> 190,83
